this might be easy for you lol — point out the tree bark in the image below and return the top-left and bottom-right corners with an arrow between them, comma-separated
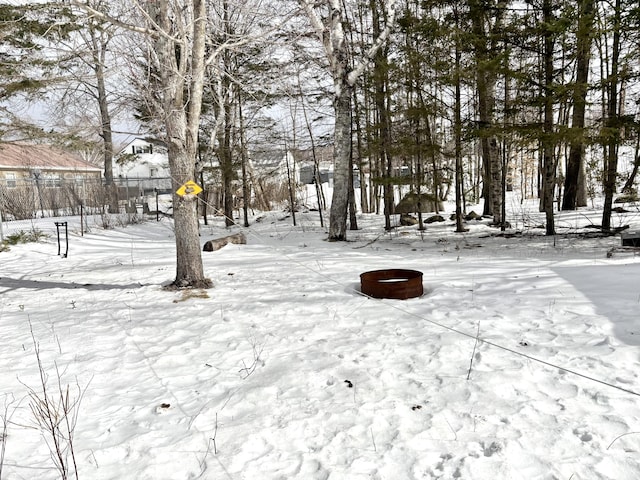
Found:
329,85 -> 352,240
155,0 -> 210,288
562,0 -> 595,211
542,0 -> 556,235
298,0 -> 397,241
469,0 -> 502,224
602,0 -> 622,232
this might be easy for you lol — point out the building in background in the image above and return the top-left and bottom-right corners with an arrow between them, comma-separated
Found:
0,142 -> 103,220
0,142 -> 102,188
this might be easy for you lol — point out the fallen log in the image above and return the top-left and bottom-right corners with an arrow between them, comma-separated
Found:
203,232 -> 247,252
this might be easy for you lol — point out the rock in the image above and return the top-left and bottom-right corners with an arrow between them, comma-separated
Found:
465,211 -> 483,221
612,206 -> 630,213
425,214 -> 445,224
400,214 -> 418,226
203,232 -> 247,252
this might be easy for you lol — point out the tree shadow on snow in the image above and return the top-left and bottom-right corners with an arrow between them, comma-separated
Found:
0,276 -> 145,294
551,264 -> 640,346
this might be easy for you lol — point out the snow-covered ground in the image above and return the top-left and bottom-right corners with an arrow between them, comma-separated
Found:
1,199 -> 640,479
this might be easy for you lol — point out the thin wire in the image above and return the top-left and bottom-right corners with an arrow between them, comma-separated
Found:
266,238 -> 640,398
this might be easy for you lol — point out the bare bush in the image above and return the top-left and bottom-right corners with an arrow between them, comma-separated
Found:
0,394 -> 16,479
23,326 -> 85,480
253,179 -> 291,211
0,184 -> 37,220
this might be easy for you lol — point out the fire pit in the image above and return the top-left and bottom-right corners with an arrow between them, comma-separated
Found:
360,269 -> 423,300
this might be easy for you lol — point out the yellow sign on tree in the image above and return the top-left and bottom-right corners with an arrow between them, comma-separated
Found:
176,180 -> 203,197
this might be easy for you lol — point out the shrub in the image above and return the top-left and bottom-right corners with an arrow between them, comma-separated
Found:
4,229 -> 48,245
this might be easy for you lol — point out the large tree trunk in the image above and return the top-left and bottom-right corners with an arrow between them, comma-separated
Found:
602,0 -> 622,232
155,0 -> 210,288
95,54 -> 113,186
454,24 -> 465,233
542,0 -> 556,235
329,86 -> 352,240
469,0 -> 501,224
298,0 -> 396,241
562,0 -> 595,211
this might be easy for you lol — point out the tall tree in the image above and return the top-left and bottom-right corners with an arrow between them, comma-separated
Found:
562,0 -> 595,210
468,0 -> 504,225
150,0 -> 210,287
601,0 -> 622,232
0,2 -> 76,139
73,0 -> 211,288
541,0 -> 557,235
297,0 -> 398,240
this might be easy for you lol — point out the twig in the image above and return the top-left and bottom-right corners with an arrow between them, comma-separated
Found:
212,413 -> 218,455
467,321 -> 481,381
24,319 -> 86,480
0,394 -> 17,479
353,234 -> 382,249
238,337 -> 265,379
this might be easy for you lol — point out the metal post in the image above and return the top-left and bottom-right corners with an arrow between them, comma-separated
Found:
64,221 -> 68,257
55,221 -> 68,257
155,188 -> 159,221
0,207 -> 4,243
55,222 -> 61,255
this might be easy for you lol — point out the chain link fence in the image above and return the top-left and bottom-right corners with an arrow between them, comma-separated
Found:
0,176 -> 172,240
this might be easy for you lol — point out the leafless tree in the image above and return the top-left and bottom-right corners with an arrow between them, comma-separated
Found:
296,0 -> 398,240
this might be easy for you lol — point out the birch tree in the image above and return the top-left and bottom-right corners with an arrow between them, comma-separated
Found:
297,0 -> 398,241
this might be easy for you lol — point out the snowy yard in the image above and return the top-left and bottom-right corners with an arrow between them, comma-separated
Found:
1,200 -> 640,479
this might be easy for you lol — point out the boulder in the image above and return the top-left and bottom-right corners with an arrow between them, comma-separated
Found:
465,211 -> 483,221
400,214 -> 419,226
425,214 -> 445,224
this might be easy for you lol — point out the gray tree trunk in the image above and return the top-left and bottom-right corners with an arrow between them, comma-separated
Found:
562,0 -> 595,211
155,0 -> 210,288
469,0 -> 502,224
329,88 -> 352,240
602,0 -> 622,232
542,0 -> 556,235
298,0 -> 397,240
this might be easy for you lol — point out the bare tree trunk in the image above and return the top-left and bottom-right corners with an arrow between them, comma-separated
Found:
542,0 -> 556,235
454,17 -> 465,233
562,0 -> 595,211
348,150 -> 358,230
602,0 -> 622,232
469,0 -> 502,224
329,85 -> 352,240
622,134 -> 640,193
238,96 -> 250,227
298,0 -> 397,241
94,46 -> 114,186
352,87 -> 369,214
154,0 -> 210,288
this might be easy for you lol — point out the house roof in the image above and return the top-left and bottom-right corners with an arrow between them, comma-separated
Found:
291,146 -> 334,167
249,146 -> 334,173
0,143 -> 102,173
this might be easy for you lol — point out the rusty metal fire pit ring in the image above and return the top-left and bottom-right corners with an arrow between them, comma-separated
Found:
360,269 -> 423,300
